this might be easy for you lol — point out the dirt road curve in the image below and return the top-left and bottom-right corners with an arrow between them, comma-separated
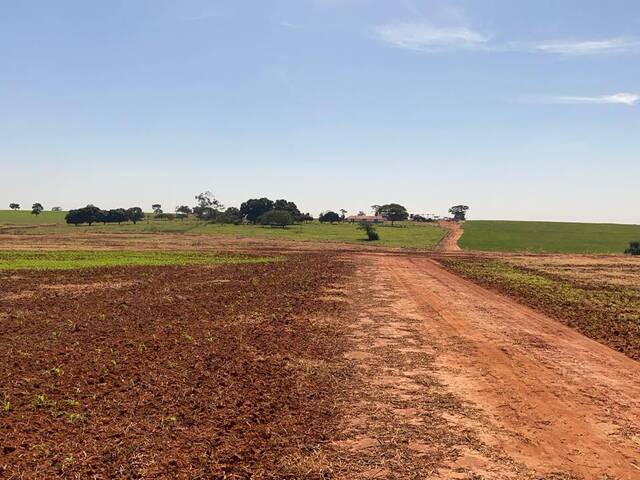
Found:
436,221 -> 463,252
340,254 -> 640,479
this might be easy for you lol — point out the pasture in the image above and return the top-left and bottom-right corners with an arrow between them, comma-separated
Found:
460,220 -> 640,253
0,211 -> 446,250
0,209 -> 67,225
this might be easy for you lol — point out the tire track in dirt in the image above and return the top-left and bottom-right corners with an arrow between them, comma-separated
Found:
364,254 -> 640,479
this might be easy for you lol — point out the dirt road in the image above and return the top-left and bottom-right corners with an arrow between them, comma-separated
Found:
436,221 -> 464,252
334,254 -> 640,479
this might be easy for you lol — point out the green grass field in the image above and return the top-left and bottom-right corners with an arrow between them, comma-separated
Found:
0,250 -> 276,270
460,220 -> 640,254
0,210 -> 67,225
0,211 -> 446,249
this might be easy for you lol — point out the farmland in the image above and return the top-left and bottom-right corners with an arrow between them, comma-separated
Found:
2,229 -> 640,478
459,220 -> 640,253
0,250 -> 275,270
0,211 -> 446,250
0,252 -> 354,478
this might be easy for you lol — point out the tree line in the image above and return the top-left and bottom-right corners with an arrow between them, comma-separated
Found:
65,206 -> 144,226
166,192 -> 315,227
10,194 -> 470,227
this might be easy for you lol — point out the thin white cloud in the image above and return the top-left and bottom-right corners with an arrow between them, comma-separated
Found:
374,22 -> 490,52
533,38 -> 640,56
374,20 -> 640,57
525,92 -> 639,106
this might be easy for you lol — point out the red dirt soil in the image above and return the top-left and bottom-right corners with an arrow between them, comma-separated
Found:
435,221 -> 463,252
2,239 -> 640,479
0,254 -> 353,479
376,255 -> 640,478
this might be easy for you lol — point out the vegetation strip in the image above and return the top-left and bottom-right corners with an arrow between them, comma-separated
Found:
439,257 -> 640,360
0,250 -> 277,270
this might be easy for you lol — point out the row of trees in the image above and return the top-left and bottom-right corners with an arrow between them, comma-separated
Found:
65,206 -> 144,226
157,192 -> 314,225
12,195 -> 470,226
8,203 -> 62,215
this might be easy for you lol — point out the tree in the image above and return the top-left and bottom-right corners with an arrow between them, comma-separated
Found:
51,206 -> 62,212
152,204 -> 163,215
65,209 -> 84,226
240,198 -> 274,224
218,207 -> 242,224
31,203 -> 44,216
105,208 -> 128,224
625,241 -> 640,255
175,205 -> 192,221
319,211 -> 340,223
65,205 -> 103,226
377,203 -> 409,226
126,207 -> 145,224
9,203 -> 20,210
194,191 -> 223,220
298,213 -> 314,223
449,205 -> 469,221
258,210 -> 293,228
273,199 -> 300,215
357,211 -> 366,216
340,209 -> 347,221
371,205 -> 381,215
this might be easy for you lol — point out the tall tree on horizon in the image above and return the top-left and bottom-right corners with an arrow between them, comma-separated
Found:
31,203 -> 44,215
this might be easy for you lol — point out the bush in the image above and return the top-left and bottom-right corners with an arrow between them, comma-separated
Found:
625,241 -> 640,255
258,210 -> 293,228
358,222 -> 379,241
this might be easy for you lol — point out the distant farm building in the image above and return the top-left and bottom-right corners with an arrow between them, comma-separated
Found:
346,215 -> 386,224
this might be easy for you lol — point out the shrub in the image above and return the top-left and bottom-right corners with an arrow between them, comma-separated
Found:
625,241 -> 640,255
258,210 -> 293,228
358,221 -> 379,241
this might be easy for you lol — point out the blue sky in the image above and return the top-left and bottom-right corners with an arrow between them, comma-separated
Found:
1,0 -> 638,222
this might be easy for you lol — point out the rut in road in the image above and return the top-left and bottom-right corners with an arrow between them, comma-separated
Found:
330,253 -> 640,479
